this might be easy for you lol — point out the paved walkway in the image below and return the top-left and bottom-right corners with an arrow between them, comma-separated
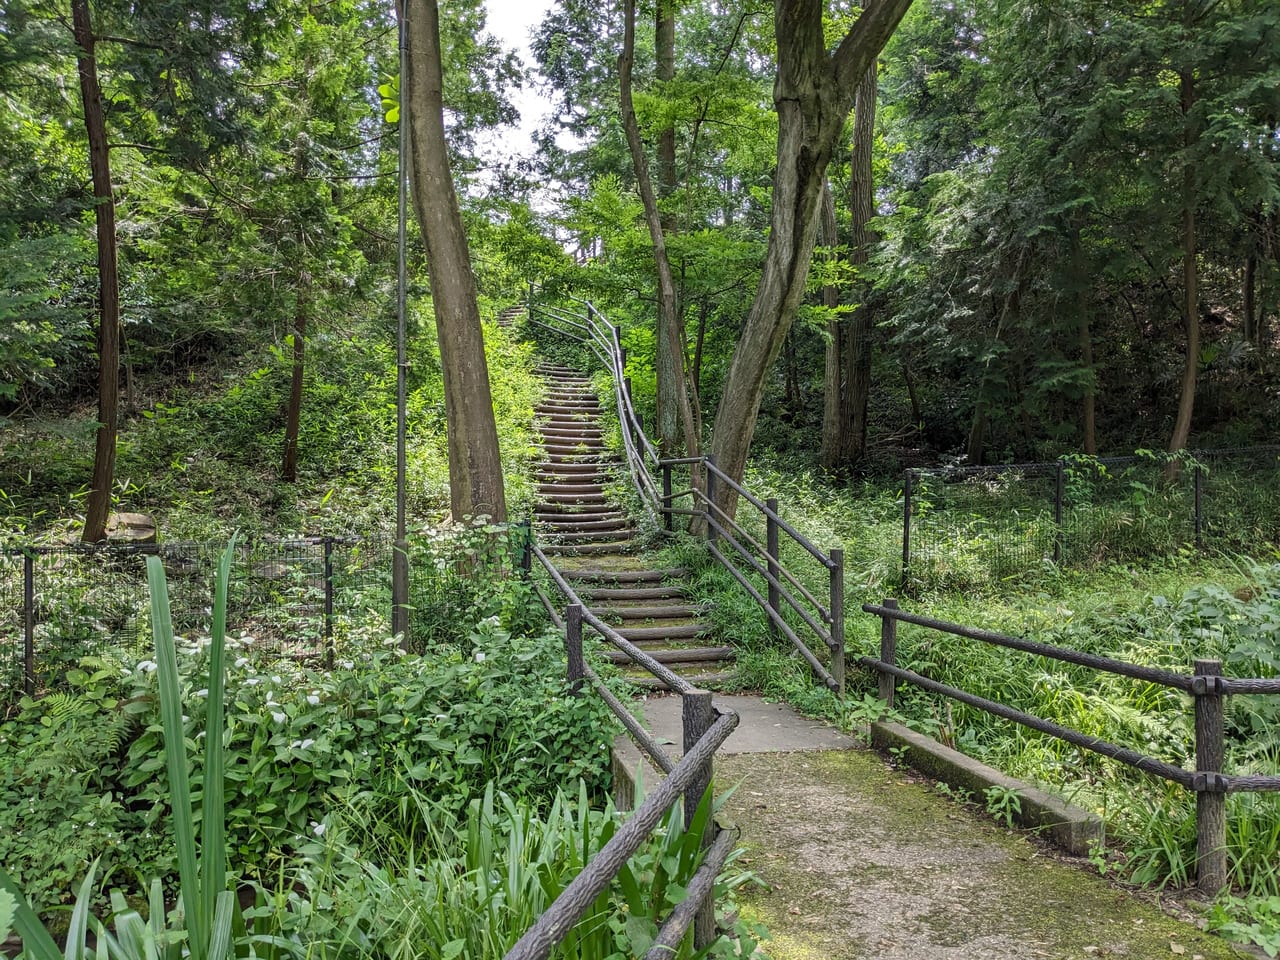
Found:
623,695 -> 1248,960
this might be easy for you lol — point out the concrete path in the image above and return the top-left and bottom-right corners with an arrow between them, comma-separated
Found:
622,694 -> 1248,960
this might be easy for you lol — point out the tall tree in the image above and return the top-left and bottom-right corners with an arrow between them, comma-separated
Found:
404,0 -> 506,521
709,0 -> 912,519
619,0 -> 699,459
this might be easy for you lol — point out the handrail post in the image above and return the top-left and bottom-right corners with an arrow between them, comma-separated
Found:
662,463 -> 673,533
1193,658 -> 1226,894
902,470 -> 912,588
23,550 -> 35,696
766,498 -> 781,639
614,325 -> 625,374
829,548 -> 845,697
879,598 -> 899,710
681,689 -> 715,950
323,537 -> 335,669
704,456 -> 717,546
1054,459 -> 1065,564
565,604 -> 585,696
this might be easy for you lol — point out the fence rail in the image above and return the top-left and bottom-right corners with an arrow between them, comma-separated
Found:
859,599 -> 1280,892
902,447 -> 1280,589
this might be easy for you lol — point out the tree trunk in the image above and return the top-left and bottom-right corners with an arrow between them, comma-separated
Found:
621,0 -> 698,458
1244,217 -> 1258,349
708,0 -> 912,521
281,269 -> 309,483
843,50 -> 878,466
74,0 -> 120,544
1071,227 -> 1097,455
820,180 -> 843,470
404,0 -> 506,521
1166,67 -> 1198,480
656,0 -> 676,226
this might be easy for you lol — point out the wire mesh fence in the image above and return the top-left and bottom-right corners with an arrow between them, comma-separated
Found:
0,522 -> 535,708
903,447 -> 1280,591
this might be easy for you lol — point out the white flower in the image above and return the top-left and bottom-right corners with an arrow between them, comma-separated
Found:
271,675 -> 282,684
299,738 -> 315,750
244,677 -> 260,686
235,657 -> 249,668
271,711 -> 287,724
120,668 -> 132,677
137,660 -> 157,673
306,694 -> 321,706
195,689 -> 208,698
474,651 -> 486,663
338,659 -> 354,669
310,821 -> 326,837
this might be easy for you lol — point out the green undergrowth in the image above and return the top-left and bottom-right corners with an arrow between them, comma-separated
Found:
666,466 -> 1280,952
0,312 -> 540,543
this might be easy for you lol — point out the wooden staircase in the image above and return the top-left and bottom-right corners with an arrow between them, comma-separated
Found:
533,363 -> 735,689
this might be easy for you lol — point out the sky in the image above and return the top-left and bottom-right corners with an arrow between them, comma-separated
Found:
478,0 -> 560,164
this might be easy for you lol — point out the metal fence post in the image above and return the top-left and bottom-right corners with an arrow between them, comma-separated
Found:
565,604 -> 585,696
516,517 -> 532,578
1193,658 -> 1227,894
766,498 -> 781,639
1193,464 -> 1204,550
902,470 -> 913,587
23,550 -> 35,696
662,463 -> 673,533
323,538 -> 335,669
879,598 -> 899,710
681,688 -> 715,950
830,548 -> 845,698
1054,459 -> 1065,564
614,325 -> 626,374
704,456 -> 717,546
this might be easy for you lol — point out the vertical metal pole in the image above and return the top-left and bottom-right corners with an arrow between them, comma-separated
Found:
902,470 -> 913,587
323,538 -> 334,669
879,598 -> 899,709
681,688 -> 715,950
391,6 -> 410,647
662,463 -> 673,533
1194,464 -> 1204,550
23,551 -> 35,696
704,456 -> 717,546
614,325 -> 626,378
1193,658 -> 1226,894
1054,459 -> 1065,564
517,517 -> 532,578
766,498 -> 781,639
829,548 -> 845,698
565,604 -> 585,695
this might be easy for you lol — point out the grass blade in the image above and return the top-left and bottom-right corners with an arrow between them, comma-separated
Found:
62,862 -> 98,960
147,555 -> 209,960
200,542 -> 234,935
0,866 -> 62,960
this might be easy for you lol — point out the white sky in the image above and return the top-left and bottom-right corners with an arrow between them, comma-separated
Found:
478,0 -> 560,166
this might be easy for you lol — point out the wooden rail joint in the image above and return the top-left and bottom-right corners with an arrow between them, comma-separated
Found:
1190,675 -> 1225,695
1191,772 -> 1229,793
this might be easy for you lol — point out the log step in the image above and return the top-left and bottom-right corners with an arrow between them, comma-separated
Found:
594,604 -> 703,620
562,567 -> 686,584
614,623 -> 707,642
602,645 -> 733,666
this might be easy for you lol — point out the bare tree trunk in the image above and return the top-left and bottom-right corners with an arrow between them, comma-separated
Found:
1166,68 -> 1198,480
404,0 -> 506,521
843,50 -> 878,466
708,0 -> 912,521
74,0 -> 120,543
621,0 -> 698,458
282,268 -> 309,483
820,181 -> 843,471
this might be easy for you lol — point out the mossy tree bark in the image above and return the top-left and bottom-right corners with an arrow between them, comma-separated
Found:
404,0 -> 506,521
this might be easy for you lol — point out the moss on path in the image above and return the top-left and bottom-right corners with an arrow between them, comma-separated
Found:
720,750 -> 1248,960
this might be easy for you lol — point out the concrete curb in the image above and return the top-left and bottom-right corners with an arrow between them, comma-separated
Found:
871,719 -> 1103,856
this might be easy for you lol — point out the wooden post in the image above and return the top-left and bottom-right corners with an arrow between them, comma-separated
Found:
830,548 -> 845,697
1054,459 -> 1065,564
516,517 -> 532,578
681,689 -> 715,949
23,550 -> 35,696
766,498 -> 781,639
662,463 -> 673,533
879,598 -> 899,709
323,538 -> 335,669
1193,658 -> 1226,894
705,456 -> 717,546
565,604 -> 585,696
901,470 -> 912,587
